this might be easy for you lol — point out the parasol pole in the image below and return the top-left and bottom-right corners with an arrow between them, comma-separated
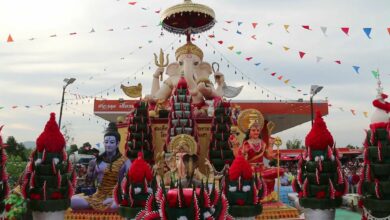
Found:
274,136 -> 282,204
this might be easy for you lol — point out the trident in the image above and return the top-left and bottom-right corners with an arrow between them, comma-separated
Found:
154,48 -> 169,81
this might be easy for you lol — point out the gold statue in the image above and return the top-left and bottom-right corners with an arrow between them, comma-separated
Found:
154,48 -> 169,81
157,134 -> 214,187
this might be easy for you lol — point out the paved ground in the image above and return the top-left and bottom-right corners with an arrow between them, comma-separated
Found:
336,209 -> 361,220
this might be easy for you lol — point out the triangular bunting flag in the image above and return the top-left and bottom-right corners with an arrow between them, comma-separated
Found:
316,56 -> 323,63
284,79 -> 290,84
291,86 -> 296,89
50,34 -> 57,37
350,109 -> 356,115
271,72 -> 276,76
236,30 -> 242,35
298,89 -> 302,92
208,34 -> 215,38
227,46 -> 234,50
299,51 -> 306,59
107,28 -> 114,31
335,60 -> 341,64
252,23 -> 258,29
155,9 -> 161,13
352,66 -> 360,74
283,46 -> 290,51
238,21 -> 243,26
7,34 -> 13,42
251,35 -> 257,40
254,63 -> 261,66
69,32 -> 77,35
387,27 -> 390,35
363,28 -> 372,39
0,107 -> 3,110
302,25 -> 311,30
363,112 -> 368,118
371,69 -> 379,79
283,25 -> 290,33
148,40 -> 152,43
90,28 -> 95,33
12,106 -> 18,109
128,2 -> 137,5
245,57 -> 253,61
267,23 -> 274,27
341,27 -> 350,36
277,76 -> 283,80
217,40 -> 223,44
267,41 -> 273,45
320,26 -> 328,36
236,51 -> 242,55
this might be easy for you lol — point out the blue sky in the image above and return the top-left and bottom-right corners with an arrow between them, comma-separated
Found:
0,0 -> 389,148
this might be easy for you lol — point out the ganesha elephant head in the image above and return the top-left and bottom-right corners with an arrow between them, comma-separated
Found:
150,42 -> 222,106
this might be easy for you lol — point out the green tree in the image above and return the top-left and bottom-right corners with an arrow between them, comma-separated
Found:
286,138 -> 304,149
6,155 -> 27,186
5,136 -> 28,161
78,142 -> 94,155
67,144 -> 78,155
346,144 -> 358,149
61,122 -> 74,144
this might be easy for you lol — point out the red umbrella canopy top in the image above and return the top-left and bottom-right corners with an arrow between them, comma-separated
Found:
161,0 -> 216,35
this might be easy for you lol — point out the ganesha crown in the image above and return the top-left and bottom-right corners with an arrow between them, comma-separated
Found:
175,42 -> 203,61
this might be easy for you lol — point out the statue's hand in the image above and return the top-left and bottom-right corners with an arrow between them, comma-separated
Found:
153,67 -> 165,78
214,71 -> 225,85
229,134 -> 239,145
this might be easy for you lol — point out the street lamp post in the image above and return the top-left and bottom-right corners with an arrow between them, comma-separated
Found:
59,78 -> 76,128
310,85 -> 323,126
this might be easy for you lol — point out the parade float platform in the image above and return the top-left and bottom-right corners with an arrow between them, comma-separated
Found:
64,202 -> 301,220
65,209 -> 122,220
256,202 -> 301,220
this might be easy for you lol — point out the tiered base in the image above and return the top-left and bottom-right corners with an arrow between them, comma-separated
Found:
256,202 -> 300,220
65,209 -> 122,220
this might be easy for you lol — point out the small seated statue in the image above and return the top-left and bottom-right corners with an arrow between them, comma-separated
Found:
71,122 -> 131,211
159,134 -> 215,187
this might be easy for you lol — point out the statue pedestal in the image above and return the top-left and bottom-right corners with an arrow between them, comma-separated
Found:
33,211 -> 65,220
256,202 -> 300,220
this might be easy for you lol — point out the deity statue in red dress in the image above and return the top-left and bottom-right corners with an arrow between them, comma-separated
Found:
230,109 -> 283,199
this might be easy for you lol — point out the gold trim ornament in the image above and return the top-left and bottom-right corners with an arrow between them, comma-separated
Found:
120,83 -> 142,98
175,42 -> 204,61
237,109 -> 265,133
168,134 -> 197,155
